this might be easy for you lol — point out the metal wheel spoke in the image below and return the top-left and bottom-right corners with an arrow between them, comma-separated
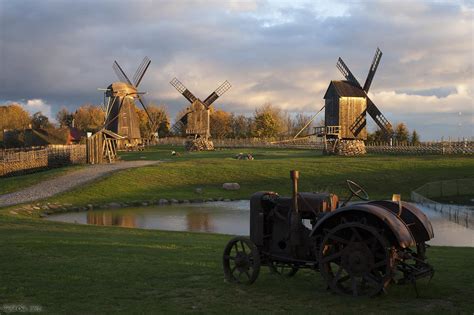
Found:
331,265 -> 344,287
240,241 -> 247,254
245,270 -> 251,279
363,273 -> 381,286
224,255 -> 236,261
351,276 -> 358,296
328,234 -> 350,244
322,250 -> 343,263
230,265 -> 237,275
350,226 -> 363,241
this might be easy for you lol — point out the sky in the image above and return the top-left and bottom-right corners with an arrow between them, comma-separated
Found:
0,0 -> 472,140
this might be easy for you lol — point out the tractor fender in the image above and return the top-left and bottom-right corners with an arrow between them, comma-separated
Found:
309,203 -> 415,248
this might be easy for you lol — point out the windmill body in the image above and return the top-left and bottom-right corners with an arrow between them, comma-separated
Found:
102,57 -> 155,150
170,78 -> 231,151
104,82 -> 141,144
317,48 -> 392,155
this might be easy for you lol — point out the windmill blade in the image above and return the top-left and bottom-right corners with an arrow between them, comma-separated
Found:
363,48 -> 382,92
203,80 -> 232,107
366,98 -> 392,136
170,77 -> 197,104
169,113 -> 189,134
336,57 -> 362,88
113,61 -> 132,85
136,94 -> 156,129
133,56 -> 151,87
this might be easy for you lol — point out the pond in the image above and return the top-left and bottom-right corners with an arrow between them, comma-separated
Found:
46,200 -> 474,247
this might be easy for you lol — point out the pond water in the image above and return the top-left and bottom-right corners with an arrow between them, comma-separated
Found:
46,200 -> 474,247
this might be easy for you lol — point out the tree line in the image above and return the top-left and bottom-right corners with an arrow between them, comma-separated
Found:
1,102 -> 420,144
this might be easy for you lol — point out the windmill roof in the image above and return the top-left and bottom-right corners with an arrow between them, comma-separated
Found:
324,80 -> 366,98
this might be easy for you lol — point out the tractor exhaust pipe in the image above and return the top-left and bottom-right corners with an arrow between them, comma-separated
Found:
290,170 -> 299,213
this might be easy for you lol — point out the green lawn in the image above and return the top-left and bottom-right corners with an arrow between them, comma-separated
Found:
0,214 -> 473,314
1,146 -> 473,313
0,165 -> 82,195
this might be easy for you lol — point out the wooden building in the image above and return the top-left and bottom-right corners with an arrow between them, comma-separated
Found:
323,80 -> 368,140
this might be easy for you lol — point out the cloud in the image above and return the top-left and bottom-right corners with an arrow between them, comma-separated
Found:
0,0 -> 472,140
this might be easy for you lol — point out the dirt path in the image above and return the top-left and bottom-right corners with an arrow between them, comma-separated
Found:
0,161 -> 160,207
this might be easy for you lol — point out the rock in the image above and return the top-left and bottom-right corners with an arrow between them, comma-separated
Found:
39,213 -> 48,218
325,139 -> 366,156
205,198 -> 214,202
185,138 -> 214,152
141,202 -> 149,206
182,200 -> 190,204
191,199 -> 204,203
33,206 -> 41,210
9,211 -> 18,215
170,199 -> 179,204
158,199 -> 169,205
108,202 -> 122,208
195,188 -> 203,194
223,199 -> 231,202
222,183 -> 240,191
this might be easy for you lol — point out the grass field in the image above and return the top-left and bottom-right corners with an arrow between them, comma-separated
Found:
44,146 -> 474,206
1,146 -> 473,313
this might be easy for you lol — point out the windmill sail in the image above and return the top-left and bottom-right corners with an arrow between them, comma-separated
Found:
133,56 -> 151,87
366,99 -> 392,135
170,78 -> 197,103
363,48 -> 382,92
203,80 -> 232,107
336,58 -> 361,88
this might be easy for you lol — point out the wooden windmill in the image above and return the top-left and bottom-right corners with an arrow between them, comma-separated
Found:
102,57 -> 155,149
316,48 -> 393,154
170,78 -> 231,151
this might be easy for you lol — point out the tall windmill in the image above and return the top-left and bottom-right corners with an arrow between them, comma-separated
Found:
102,56 -> 155,149
170,78 -> 231,151
317,47 -> 393,155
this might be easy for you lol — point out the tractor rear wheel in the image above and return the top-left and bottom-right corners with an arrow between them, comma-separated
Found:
318,222 -> 394,297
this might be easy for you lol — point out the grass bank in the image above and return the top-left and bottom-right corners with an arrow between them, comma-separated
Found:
44,146 -> 474,206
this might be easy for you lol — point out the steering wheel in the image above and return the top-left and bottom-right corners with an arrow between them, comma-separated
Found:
346,180 -> 369,202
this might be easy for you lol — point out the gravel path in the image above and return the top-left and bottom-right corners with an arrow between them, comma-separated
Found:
0,160 -> 160,207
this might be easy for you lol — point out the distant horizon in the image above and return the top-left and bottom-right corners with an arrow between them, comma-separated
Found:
0,0 -> 472,140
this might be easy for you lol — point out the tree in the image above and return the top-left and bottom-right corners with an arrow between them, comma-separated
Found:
73,104 -> 105,132
394,123 -> 409,143
0,103 -> 31,130
31,112 -> 51,129
252,103 -> 285,138
56,107 -> 74,128
210,109 -> 232,139
136,104 -> 170,139
230,114 -> 253,138
411,130 -> 420,145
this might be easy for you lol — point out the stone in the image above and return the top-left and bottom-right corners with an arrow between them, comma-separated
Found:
222,183 -> 240,190
108,202 -> 122,208
223,199 -> 231,202
33,206 -> 41,210
324,139 -> 366,156
195,188 -> 203,194
141,202 -> 149,206
9,211 -> 18,215
158,199 -> 169,205
182,200 -> 190,203
185,138 -> 214,152
39,213 -> 48,218
170,199 -> 179,204
191,199 -> 204,203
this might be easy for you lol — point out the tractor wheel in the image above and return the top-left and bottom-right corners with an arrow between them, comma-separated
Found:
318,222 -> 394,297
223,237 -> 260,284
268,261 -> 299,277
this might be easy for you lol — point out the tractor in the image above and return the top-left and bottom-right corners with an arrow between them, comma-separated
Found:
223,171 -> 434,297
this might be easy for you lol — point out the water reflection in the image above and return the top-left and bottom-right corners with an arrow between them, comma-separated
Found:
46,201 -> 474,247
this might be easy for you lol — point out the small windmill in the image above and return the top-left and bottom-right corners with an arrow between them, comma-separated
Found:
315,47 -> 393,154
170,78 -> 231,150
102,57 -> 155,149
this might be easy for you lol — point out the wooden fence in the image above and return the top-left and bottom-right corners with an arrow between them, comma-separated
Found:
155,137 -> 473,154
411,178 -> 474,228
0,145 -> 86,177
